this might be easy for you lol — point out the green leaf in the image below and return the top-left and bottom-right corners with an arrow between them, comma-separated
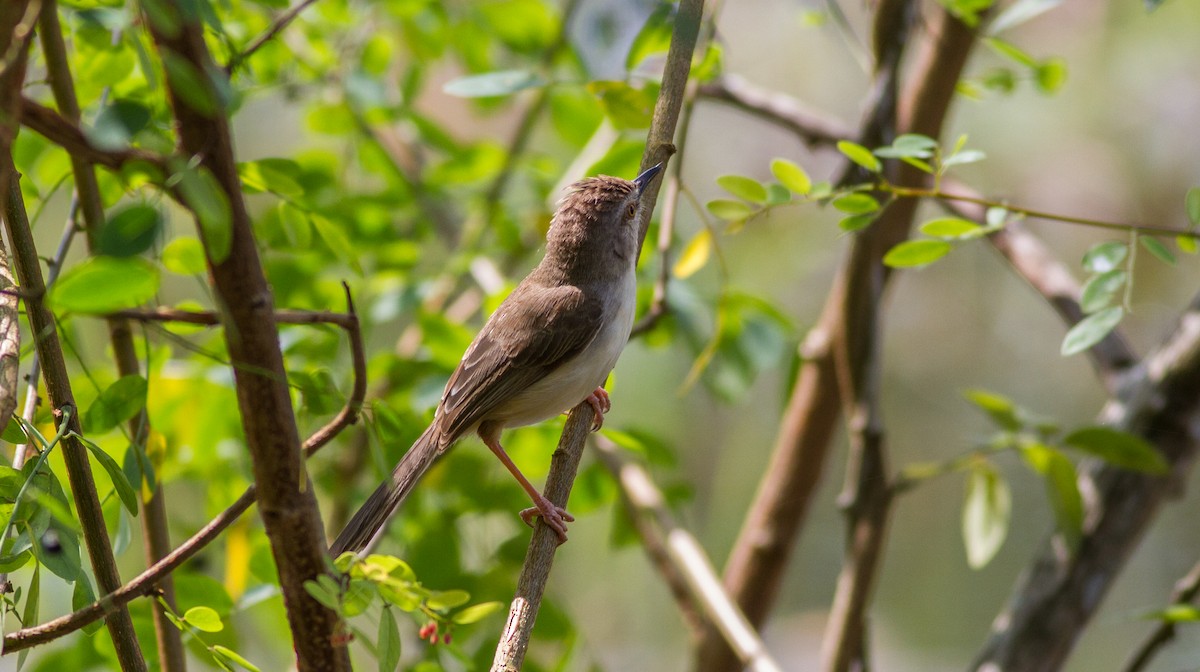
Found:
838,213 -> 876,233
84,375 -> 148,435
2,416 -> 28,444
693,42 -> 725,82
837,140 -> 881,172
87,99 -> 152,151
453,601 -> 504,625
425,589 -> 470,610
587,81 -> 659,130
77,435 -> 139,515
238,158 -> 304,198
1034,58 -> 1068,93
303,578 -> 341,611
312,214 -> 364,275
705,199 -> 753,222
1186,187 -> 1200,226
883,240 -> 953,268
1060,306 -> 1123,356
985,37 -> 1038,68
175,164 -> 232,263
278,202 -> 313,248
1081,241 -> 1127,273
1178,236 -> 1198,255
162,237 -> 208,275
184,605 -> 224,633
1144,604 -> 1200,623
716,175 -> 768,204
1079,270 -> 1127,313
941,150 -> 987,167
442,70 -> 543,98
48,257 -> 160,313
377,607 -> 401,672
1021,441 -> 1083,548
72,574 -> 102,635
962,463 -> 1010,569
96,204 -> 162,258
770,158 -> 811,195
1062,427 -> 1168,474
211,645 -> 261,672
674,229 -> 713,279
831,193 -> 879,214
625,2 -> 674,70
963,389 -> 1022,431
873,133 -> 937,159
1140,236 -> 1176,265
920,217 -> 984,240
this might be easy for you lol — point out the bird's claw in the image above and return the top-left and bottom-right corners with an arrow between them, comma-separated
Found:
519,495 -> 575,544
585,387 -> 611,431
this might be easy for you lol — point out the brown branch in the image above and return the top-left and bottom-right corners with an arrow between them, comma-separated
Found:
1122,558 -> 1200,672
698,7 -> 981,672
144,2 -> 347,667
1,7 -> 148,665
18,96 -> 167,173
35,2 -> 185,666
593,437 -> 782,671
939,187 -> 1138,390
490,405 -> 593,672
3,286 -> 365,652
109,306 -> 356,329
492,1 -> 702,666
224,0 -> 320,75
697,73 -> 853,148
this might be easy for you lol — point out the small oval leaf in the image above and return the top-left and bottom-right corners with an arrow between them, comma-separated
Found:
673,229 -> 713,279
1062,426 -> 1167,474
831,193 -> 879,214
883,240 -> 952,268
920,217 -> 983,240
716,175 -> 768,204
962,464 -> 1010,569
770,158 -> 811,195
705,199 -> 753,222
184,605 -> 224,633
1082,241 -> 1127,273
1061,306 -> 1123,356
837,140 -> 881,172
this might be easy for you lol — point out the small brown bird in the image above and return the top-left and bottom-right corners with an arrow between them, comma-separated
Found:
330,164 -> 662,555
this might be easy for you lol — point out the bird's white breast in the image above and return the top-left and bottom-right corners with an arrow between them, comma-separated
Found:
492,268 -> 637,428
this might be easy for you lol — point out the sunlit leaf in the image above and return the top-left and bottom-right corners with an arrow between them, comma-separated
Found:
706,199 -> 753,222
184,606 -> 224,633
425,589 -> 470,610
770,158 -> 811,195
831,193 -> 879,214
920,217 -> 984,240
48,257 -> 159,313
162,237 -> 208,275
625,2 -> 675,70
883,240 -> 952,268
1020,441 -> 1083,548
453,601 -> 504,625
837,140 -> 881,172
838,213 -> 876,232
212,645 -> 261,672
1034,58 -> 1068,93
716,175 -> 768,204
674,229 -> 713,279
962,463 -> 1010,569
1081,241 -> 1127,273
1060,306 -> 1123,356
963,389 -> 1022,431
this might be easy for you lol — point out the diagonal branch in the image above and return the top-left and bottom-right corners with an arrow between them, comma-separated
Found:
19,96 -> 168,172
3,286 -> 365,652
594,437 -> 782,672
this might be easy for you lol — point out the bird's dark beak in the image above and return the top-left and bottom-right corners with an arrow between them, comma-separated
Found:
634,163 -> 663,196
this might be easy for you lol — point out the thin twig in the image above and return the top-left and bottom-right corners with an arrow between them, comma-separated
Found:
2,286 -> 366,652
108,306 -> 356,329
697,74 -> 853,148
225,0 -> 320,74
1122,559 -> 1200,672
594,437 -> 781,671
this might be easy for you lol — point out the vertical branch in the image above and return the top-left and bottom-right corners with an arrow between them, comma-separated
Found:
492,0 -> 702,664
0,3 -> 147,670
140,1 -> 348,669
35,4 -> 186,668
698,7 -> 982,672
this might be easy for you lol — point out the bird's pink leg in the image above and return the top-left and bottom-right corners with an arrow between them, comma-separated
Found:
479,423 -> 574,543
584,386 -> 611,431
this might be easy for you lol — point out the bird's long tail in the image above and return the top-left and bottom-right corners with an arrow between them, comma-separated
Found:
329,425 -> 442,556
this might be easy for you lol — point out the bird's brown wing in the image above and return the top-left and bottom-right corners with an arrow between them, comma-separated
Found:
434,281 -> 603,442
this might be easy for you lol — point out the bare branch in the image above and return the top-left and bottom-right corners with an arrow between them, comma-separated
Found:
697,74 -> 853,148
594,437 -> 782,672
225,0 -> 320,75
18,96 -> 168,173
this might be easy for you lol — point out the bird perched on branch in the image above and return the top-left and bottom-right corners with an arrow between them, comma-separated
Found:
330,164 -> 663,555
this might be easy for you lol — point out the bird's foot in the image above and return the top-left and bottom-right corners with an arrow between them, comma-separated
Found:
585,387 -> 611,431
519,495 -> 575,544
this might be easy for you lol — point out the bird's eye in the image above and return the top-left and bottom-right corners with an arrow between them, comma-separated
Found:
626,202 -> 638,219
